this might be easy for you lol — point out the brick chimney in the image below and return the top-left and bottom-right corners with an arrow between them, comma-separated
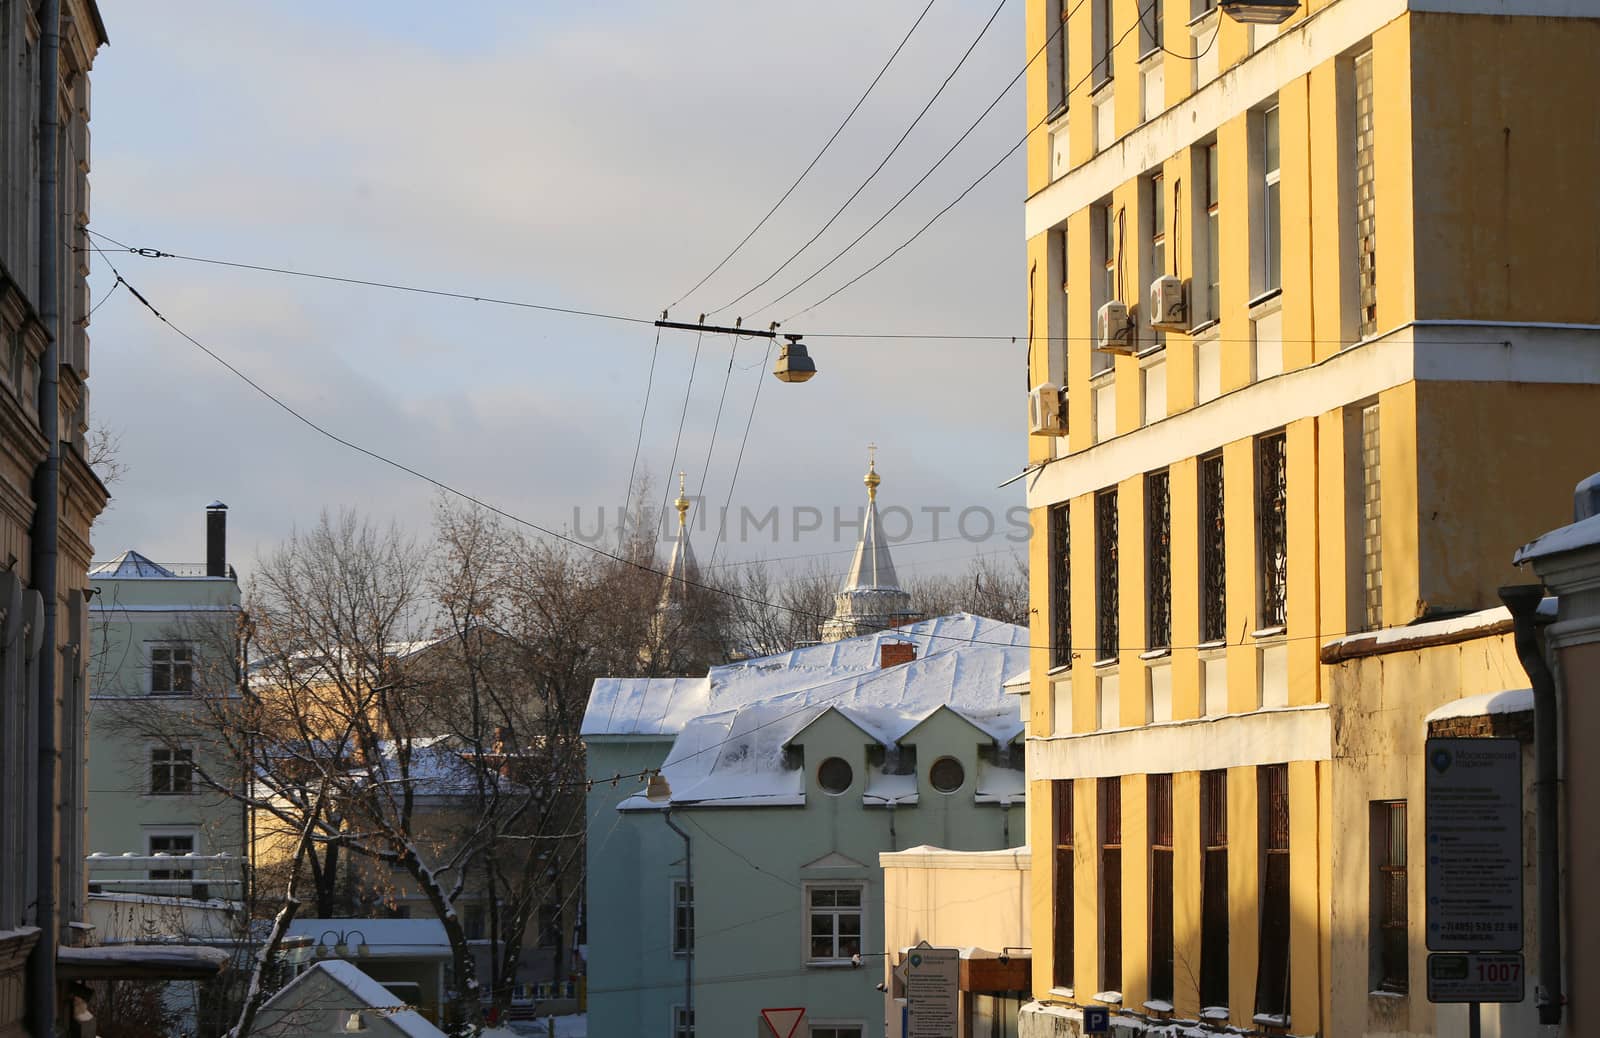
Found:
205,501 -> 228,578
880,642 -> 916,668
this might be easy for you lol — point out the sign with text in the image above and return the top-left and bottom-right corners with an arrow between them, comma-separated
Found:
1427,952 -> 1526,1004
1082,1006 -> 1110,1034
1425,737 -> 1523,951
904,946 -> 959,1038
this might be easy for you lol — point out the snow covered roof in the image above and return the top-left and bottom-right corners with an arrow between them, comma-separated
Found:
284,918 -> 451,959
583,677 -> 707,738
1514,511 -> 1600,566
614,615 -> 1030,809
262,960 -> 445,1038
1424,688 -> 1534,723
88,550 -> 176,578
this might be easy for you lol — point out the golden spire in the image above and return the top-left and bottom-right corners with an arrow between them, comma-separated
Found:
864,443 -> 880,502
675,471 -> 690,528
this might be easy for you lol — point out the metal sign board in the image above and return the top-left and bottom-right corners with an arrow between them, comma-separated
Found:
761,1007 -> 806,1038
1427,952 -> 1526,1004
904,946 -> 960,1038
1425,737 -> 1523,951
1083,1006 -> 1111,1034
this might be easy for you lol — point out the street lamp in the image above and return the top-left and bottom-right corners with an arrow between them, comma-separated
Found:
1219,0 -> 1298,24
772,335 -> 817,383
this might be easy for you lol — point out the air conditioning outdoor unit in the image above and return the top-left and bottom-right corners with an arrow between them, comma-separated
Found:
1149,275 -> 1188,331
1096,300 -> 1135,355
1028,383 -> 1068,437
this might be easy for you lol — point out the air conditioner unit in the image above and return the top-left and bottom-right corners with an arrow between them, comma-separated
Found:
1149,275 -> 1188,331
1096,300 -> 1135,355
1028,383 -> 1068,437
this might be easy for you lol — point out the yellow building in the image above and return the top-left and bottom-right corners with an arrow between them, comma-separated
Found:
1018,0 -> 1600,1033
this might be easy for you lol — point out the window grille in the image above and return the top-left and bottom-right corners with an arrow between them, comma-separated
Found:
1099,778 -> 1123,993
1374,801 -> 1408,992
1200,454 -> 1226,642
1354,51 -> 1377,339
1256,765 -> 1291,1019
1050,505 -> 1072,667
1054,780 -> 1075,989
1258,433 -> 1288,629
1149,774 -> 1175,1003
1200,770 -> 1229,1009
1147,471 -> 1172,649
1361,404 -> 1383,630
1096,490 -> 1119,661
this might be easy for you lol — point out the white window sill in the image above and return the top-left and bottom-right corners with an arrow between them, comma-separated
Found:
1248,288 -> 1284,319
1089,365 -> 1116,385
1197,639 -> 1227,655
1048,662 -> 1074,676
806,960 -> 858,970
1187,7 -> 1220,30
1251,625 -> 1286,640
1138,47 -> 1164,68
1189,318 -> 1220,339
1139,648 -> 1171,662
1137,342 -> 1167,361
1090,75 -> 1115,99
1200,1006 -> 1231,1022
1092,657 -> 1119,670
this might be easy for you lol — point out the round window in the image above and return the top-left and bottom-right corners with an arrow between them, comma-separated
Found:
929,756 -> 965,793
817,757 -> 853,795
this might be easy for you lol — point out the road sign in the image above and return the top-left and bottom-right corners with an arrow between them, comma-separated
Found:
1425,737 -> 1523,951
761,1007 -> 806,1038
904,946 -> 960,1038
1083,1006 -> 1111,1033
1427,952 -> 1526,1004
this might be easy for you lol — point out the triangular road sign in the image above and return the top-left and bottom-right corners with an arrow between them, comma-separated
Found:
762,1007 -> 806,1038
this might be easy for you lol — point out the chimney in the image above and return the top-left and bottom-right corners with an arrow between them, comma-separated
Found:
205,501 -> 228,578
880,641 -> 916,668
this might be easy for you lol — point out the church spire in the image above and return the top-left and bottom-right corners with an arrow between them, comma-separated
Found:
821,448 -> 915,642
661,471 -> 698,606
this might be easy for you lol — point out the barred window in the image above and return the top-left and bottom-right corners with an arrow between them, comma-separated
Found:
1200,454 -> 1227,642
1096,490 -> 1119,661
1354,50 -> 1377,339
1361,404 -> 1383,630
1372,801 -> 1408,993
1258,433 -> 1288,629
1256,765 -> 1291,1019
1050,504 -> 1072,668
1147,471 -> 1172,649
1149,774 -> 1175,1003
1200,770 -> 1229,1009
1054,780 -> 1075,990
1099,778 -> 1123,993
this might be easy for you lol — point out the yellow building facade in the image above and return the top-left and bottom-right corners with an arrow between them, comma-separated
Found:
1019,0 -> 1599,1033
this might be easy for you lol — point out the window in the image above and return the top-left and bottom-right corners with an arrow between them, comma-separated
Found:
1147,173 -> 1167,349
1257,432 -> 1288,629
1360,404 -> 1383,630
1149,774 -> 1175,1003
150,747 -> 194,795
1146,470 -> 1172,650
150,643 -> 194,695
1200,770 -> 1229,1009
929,757 -> 965,793
817,757 -> 853,795
1093,203 -> 1116,374
1093,0 -> 1113,84
1257,105 -> 1282,296
672,880 -> 694,955
1203,143 -> 1220,323
1052,0 -> 1072,112
1354,50 -> 1377,338
1050,505 -> 1072,668
1095,490 -> 1119,661
672,1005 -> 694,1038
539,902 -> 562,947
1102,203 -> 1119,309
1142,0 -> 1164,55
1372,800 -> 1407,993
1200,453 -> 1227,643
464,902 -> 487,941
1256,765 -> 1291,1019
1053,780 -> 1075,990
810,1028 -> 863,1038
149,831 -> 200,898
1099,778 -> 1122,993
806,886 -> 863,963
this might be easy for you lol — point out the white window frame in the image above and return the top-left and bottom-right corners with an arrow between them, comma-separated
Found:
803,882 -> 866,966
1253,103 -> 1282,300
148,641 -> 195,696
149,745 -> 195,796
671,878 -> 694,957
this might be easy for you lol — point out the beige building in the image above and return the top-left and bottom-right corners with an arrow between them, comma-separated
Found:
1017,0 -> 1600,1033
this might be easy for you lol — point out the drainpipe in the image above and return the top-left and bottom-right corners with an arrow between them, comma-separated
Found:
1499,584 -> 1563,1026
28,1 -> 62,1034
663,809 -> 692,1027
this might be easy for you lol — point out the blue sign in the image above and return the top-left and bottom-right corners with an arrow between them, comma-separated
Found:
1083,1006 -> 1110,1034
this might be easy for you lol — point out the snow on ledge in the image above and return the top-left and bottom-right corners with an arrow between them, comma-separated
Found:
1424,688 -> 1534,723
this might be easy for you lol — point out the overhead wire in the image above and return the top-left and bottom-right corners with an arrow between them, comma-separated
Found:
667,0 -> 939,310
707,0 -> 1011,318
654,330 -> 705,545
619,323 -> 663,549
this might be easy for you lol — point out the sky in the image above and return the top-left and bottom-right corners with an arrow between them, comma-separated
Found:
86,1 -> 1032,591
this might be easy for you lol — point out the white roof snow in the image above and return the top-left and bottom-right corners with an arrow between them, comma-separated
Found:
1424,688 -> 1534,723
262,960 -> 446,1038
608,614 -> 1029,809
1515,511 -> 1600,565
88,550 -> 176,578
